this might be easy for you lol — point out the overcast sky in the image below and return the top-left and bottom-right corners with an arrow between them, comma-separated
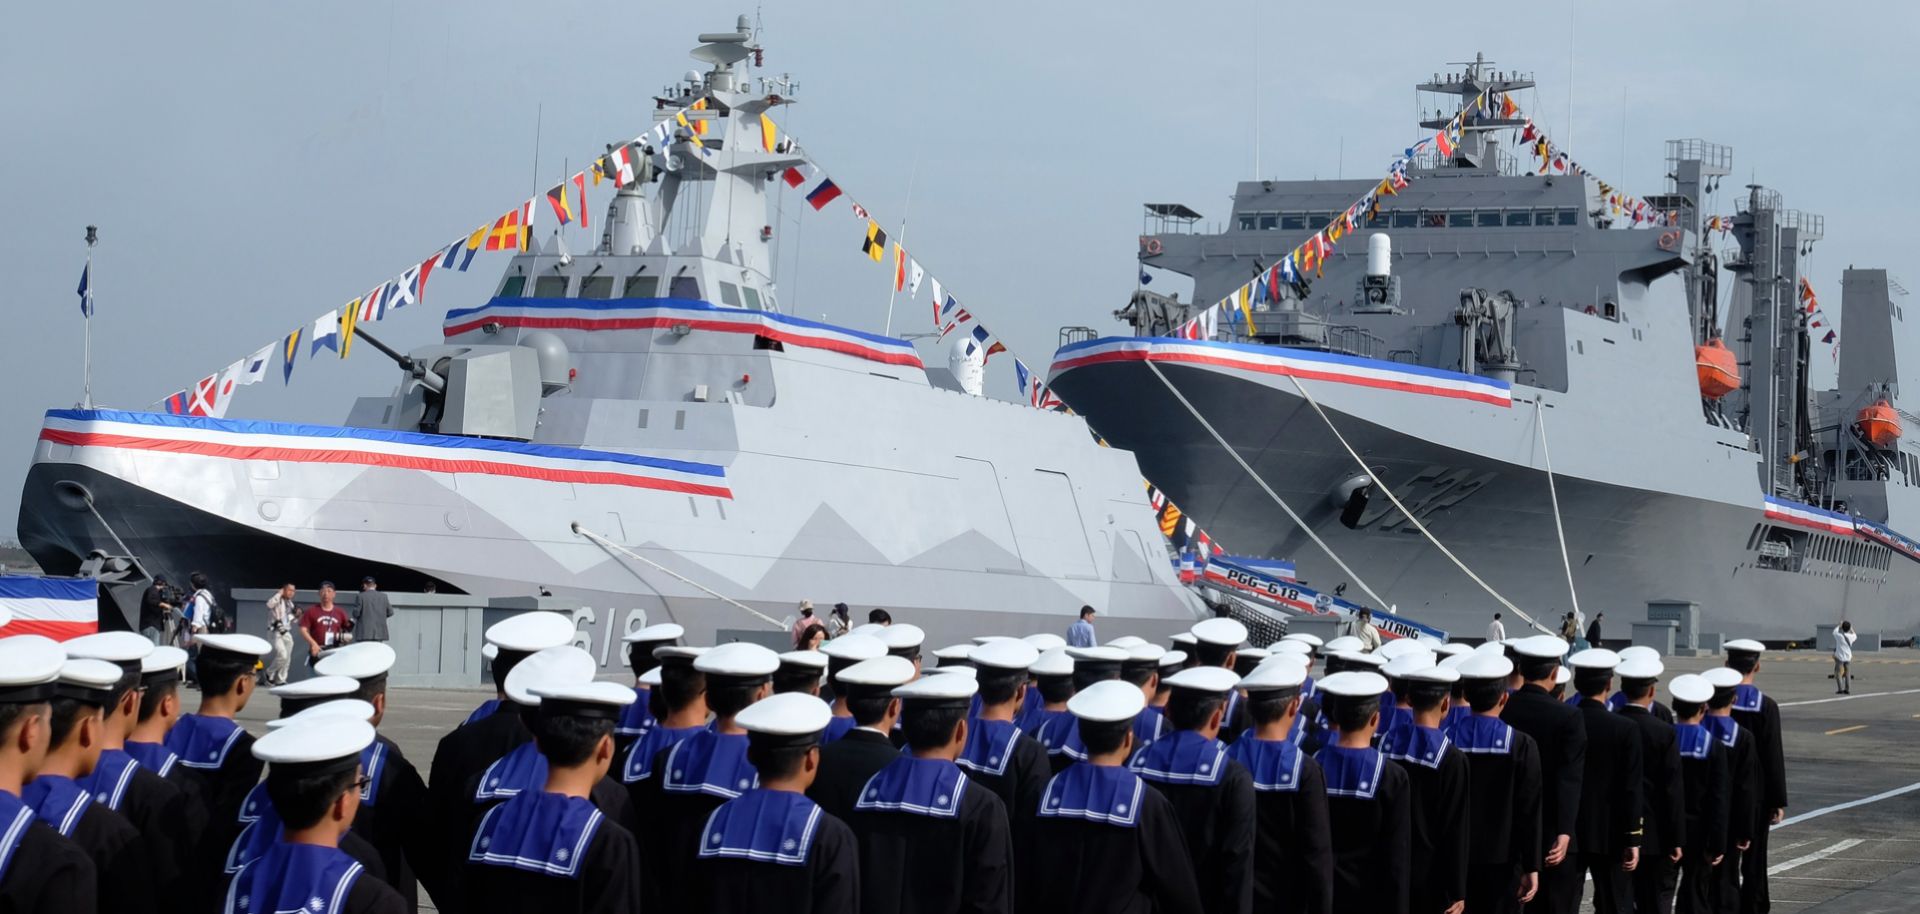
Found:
2,0 -> 1913,532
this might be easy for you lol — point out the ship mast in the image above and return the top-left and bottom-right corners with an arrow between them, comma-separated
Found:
1725,186 -> 1826,500
1416,53 -> 1533,173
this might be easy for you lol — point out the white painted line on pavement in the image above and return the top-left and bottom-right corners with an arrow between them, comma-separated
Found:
1780,688 -> 1920,707
1768,838 -> 1863,875
1776,782 -> 1920,829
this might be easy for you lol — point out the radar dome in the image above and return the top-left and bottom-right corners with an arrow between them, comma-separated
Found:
948,335 -> 985,397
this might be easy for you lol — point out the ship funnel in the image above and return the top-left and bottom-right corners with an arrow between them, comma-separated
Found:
948,335 -> 986,397
519,331 -> 572,395
1367,234 -> 1392,278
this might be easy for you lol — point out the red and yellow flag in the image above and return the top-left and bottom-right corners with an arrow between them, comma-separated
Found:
485,207 -> 524,251
759,113 -> 778,153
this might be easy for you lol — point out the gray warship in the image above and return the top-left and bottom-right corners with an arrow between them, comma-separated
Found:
1050,56 -> 1920,642
16,18 -> 1206,647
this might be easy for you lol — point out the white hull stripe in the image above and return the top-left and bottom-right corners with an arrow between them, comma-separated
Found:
1049,337 -> 1512,407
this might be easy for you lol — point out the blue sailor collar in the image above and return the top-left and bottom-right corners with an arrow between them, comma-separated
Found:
1733,683 -> 1763,713
21,775 -> 90,837
662,730 -> 758,799
1013,690 -> 1049,733
856,756 -> 970,819
1675,723 -> 1712,759
468,791 -> 605,878
957,718 -> 1024,777
1037,763 -> 1147,828
167,714 -> 246,770
1378,705 -> 1412,741
474,741 -> 547,803
822,714 -> 858,745
1440,704 -> 1472,734
1315,745 -> 1388,799
239,781 -> 272,823
1447,715 -> 1515,755
80,748 -> 140,811
698,788 -> 824,866
464,699 -> 503,727
1133,707 -> 1167,749
1301,675 -> 1317,700
0,792 -> 31,888
124,740 -> 178,777
228,784 -> 282,874
1225,735 -> 1304,792
614,688 -> 655,738
1380,724 -> 1451,769
1129,729 -> 1230,786
225,840 -> 364,914
1607,691 -> 1629,711
621,724 -> 703,783
1035,712 -> 1086,761
359,739 -> 387,806
1703,714 -> 1740,748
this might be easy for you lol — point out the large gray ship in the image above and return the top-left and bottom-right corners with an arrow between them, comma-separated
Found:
16,19 -> 1206,647
1050,57 -> 1920,641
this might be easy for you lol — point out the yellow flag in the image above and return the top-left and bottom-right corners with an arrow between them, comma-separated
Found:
759,113 -> 777,153
339,302 -> 359,359
1235,286 -> 1255,334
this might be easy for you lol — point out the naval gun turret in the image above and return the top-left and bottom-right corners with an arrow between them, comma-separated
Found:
354,326 -> 570,440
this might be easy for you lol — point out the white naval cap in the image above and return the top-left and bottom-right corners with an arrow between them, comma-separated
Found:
694,642 -> 782,679
529,680 -> 637,719
971,635 -> 1018,646
1240,659 -> 1307,692
1190,617 -> 1249,647
1375,638 -> 1429,661
55,659 -> 124,701
1316,671 -> 1390,699
1158,650 -> 1188,670
834,655 -> 916,689
1472,641 -> 1508,658
1332,650 -> 1386,669
1104,635 -> 1148,650
61,631 -> 152,665
0,636 -> 64,702
819,634 -> 886,663
1701,667 -> 1744,689
1402,666 -> 1460,685
481,643 -> 499,661
1617,645 -> 1661,663
271,676 -> 358,700
1380,652 -> 1437,679
1066,645 -> 1128,663
1434,642 -> 1475,658
1553,666 -> 1572,686
1169,632 -> 1199,647
1569,648 -> 1621,671
267,699 -> 377,728
894,672 -> 978,703
927,665 -> 976,680
639,667 -> 663,687
654,645 -> 710,663
1669,674 -> 1714,705
1512,635 -> 1571,660
968,639 -> 1040,673
1162,665 -> 1239,693
141,645 -> 189,683
1270,640 -> 1314,657
1123,643 -> 1168,666
623,622 -> 685,643
1021,633 -> 1067,652
1455,652 -> 1514,680
1724,638 -> 1765,654
877,623 -> 926,652
195,633 -> 272,658
1066,679 -> 1146,723
314,642 -> 397,680
778,650 -> 829,671
484,612 -> 576,652
253,716 -> 375,767
1616,655 -> 1665,680
504,646 -> 596,706
1030,647 -> 1073,677
931,643 -> 973,663
849,623 -> 888,639
1322,636 -> 1365,654
1438,652 -> 1474,671
737,692 -> 833,740
1236,647 -> 1270,664
1282,632 -> 1325,648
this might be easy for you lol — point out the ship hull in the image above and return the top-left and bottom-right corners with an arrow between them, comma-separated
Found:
1049,348 -> 1920,642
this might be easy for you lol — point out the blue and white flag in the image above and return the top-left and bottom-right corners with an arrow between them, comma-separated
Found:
77,263 -> 93,317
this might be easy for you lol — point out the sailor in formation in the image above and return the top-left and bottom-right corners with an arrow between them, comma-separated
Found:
612,622 -> 682,757
1314,669 -> 1413,914
819,633 -> 887,741
1226,653 -> 1334,914
1668,674 -> 1732,914
1616,652 -> 1686,914
808,655 -> 915,823
1499,635 -> 1586,914
955,638 -> 1050,824
1563,649 -> 1645,914
1701,666 -> 1763,914
1723,639 -> 1785,914
313,642 -> 436,910
1129,664 -> 1256,914
23,655 -> 154,913
1382,662 -> 1470,914
1449,650 -> 1543,914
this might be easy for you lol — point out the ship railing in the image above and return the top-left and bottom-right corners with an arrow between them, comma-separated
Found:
1665,139 -> 1733,174
1409,147 -> 1520,174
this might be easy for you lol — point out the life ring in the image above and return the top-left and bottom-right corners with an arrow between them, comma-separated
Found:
1140,236 -> 1163,256
1657,230 -> 1680,252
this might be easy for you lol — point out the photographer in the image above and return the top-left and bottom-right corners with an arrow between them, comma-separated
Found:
298,580 -> 353,666
265,582 -> 298,685
139,575 -> 175,645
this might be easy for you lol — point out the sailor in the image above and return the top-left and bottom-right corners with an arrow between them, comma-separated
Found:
820,634 -> 887,739
1169,630 -> 1200,664
165,631 -> 272,899
1549,664 -> 1572,702
1119,642 -> 1170,748
1189,617 -> 1250,744
426,609 -> 578,886
1129,664 -> 1255,914
1313,670 -> 1411,914
1723,638 -> 1785,914
621,646 -> 709,787
1448,652 -> 1543,914
808,655 -> 915,824
461,645 -> 502,726
776,649 -> 829,696
1227,656 -> 1333,914
23,657 -> 155,913
849,672 -> 1015,914
931,643 -> 975,671
1667,674 -> 1731,914
1023,647 -> 1077,746
645,641 -> 781,911
1617,652 -> 1686,914
693,693 -> 859,913
271,674 -> 360,717
1558,649 -> 1644,914
1436,652 -> 1476,734
1613,646 -> 1675,720
955,638 -> 1049,828
878,623 -> 927,675
1017,680 -> 1204,914
1037,645 -> 1126,771
314,642 -> 436,912
1230,647 -> 1269,678
1377,650 -> 1438,750
226,716 -> 408,914
0,637 -> 99,913
613,622 -> 683,756
1380,663 -> 1469,914
1700,667 -> 1761,914
465,679 -> 643,914
1499,635 -> 1585,914
124,645 -> 190,778
63,632 -> 198,908
1014,634 -> 1066,728
1272,640 -> 1328,752
1151,650 -> 1186,712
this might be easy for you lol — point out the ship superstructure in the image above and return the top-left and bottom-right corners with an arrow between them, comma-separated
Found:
1050,56 -> 1920,640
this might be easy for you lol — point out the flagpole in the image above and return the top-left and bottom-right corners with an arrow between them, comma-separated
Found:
881,155 -> 919,338
81,225 -> 96,409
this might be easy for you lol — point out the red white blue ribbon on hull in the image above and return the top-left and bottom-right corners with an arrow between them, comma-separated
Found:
1049,337 -> 1513,408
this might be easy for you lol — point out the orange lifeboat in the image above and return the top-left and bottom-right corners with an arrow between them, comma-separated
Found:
1695,338 -> 1740,400
1857,399 -> 1902,449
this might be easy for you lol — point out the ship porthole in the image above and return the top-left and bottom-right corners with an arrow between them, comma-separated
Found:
258,501 -> 281,522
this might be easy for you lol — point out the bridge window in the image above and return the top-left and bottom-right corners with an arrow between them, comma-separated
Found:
1239,215 -> 1257,231
742,287 -> 763,310
1476,211 -> 1503,227
532,275 -> 568,298
1308,214 -> 1332,229
1505,211 -> 1532,226
717,282 -> 742,307
1258,214 -> 1278,230
1366,210 -> 1389,228
580,276 -> 616,299
498,275 -> 526,297
668,276 -> 701,300
1281,215 -> 1308,231
624,275 -> 659,298
1391,211 -> 1417,228
1448,212 -> 1473,228
1556,209 -> 1581,226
